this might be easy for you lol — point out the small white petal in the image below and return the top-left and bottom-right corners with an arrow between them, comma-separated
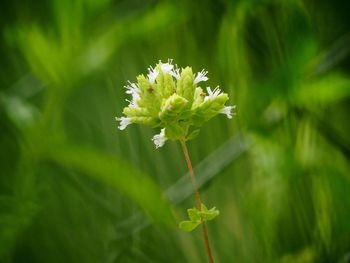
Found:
147,66 -> 159,84
170,68 -> 181,80
151,128 -> 167,148
126,97 -> 139,108
204,86 -> 222,101
219,106 -> 235,119
125,81 -> 140,94
115,117 -> 131,130
206,87 -> 213,96
159,59 -> 174,74
194,70 -> 208,84
125,82 -> 141,107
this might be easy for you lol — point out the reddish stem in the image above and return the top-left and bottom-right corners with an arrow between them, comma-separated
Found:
180,140 -> 214,263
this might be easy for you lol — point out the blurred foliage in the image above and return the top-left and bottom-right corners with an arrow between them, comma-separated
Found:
1,0 -> 350,262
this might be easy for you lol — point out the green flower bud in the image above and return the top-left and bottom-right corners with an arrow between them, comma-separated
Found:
131,116 -> 158,127
179,67 -> 195,102
123,106 -> 149,117
159,93 -> 189,122
136,75 -> 161,115
163,72 -> 176,98
192,87 -> 205,109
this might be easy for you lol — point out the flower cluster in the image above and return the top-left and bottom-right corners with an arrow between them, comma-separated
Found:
116,59 -> 235,148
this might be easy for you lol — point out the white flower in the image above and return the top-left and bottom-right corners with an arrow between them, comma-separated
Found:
159,59 -> 174,74
147,66 -> 159,84
115,117 -> 132,130
219,105 -> 236,119
170,68 -> 181,80
125,81 -> 140,95
194,69 -> 208,84
204,86 -> 222,101
151,128 -> 167,148
125,81 -> 140,108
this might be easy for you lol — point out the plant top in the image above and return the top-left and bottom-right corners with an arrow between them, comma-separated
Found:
116,59 -> 235,148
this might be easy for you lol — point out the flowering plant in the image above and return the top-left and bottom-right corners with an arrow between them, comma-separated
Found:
116,59 -> 234,263
116,59 -> 234,148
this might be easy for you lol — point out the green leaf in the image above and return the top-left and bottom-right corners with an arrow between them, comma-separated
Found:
201,203 -> 208,211
179,203 -> 219,232
187,208 -> 201,222
200,207 -> 220,221
199,203 -> 220,221
179,220 -> 200,232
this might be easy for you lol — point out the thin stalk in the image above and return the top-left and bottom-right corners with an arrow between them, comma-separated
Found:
180,140 -> 214,263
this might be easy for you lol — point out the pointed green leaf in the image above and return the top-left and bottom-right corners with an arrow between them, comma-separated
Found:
179,220 -> 200,232
200,207 -> 220,221
201,203 -> 208,212
187,208 -> 201,222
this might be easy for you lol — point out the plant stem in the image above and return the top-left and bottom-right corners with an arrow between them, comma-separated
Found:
180,140 -> 214,263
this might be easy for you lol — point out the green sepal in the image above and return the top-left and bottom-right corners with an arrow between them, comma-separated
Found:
123,107 -> 149,117
163,73 -> 175,98
191,93 -> 229,126
192,87 -> 205,109
136,74 -> 150,92
136,74 -> 162,115
182,67 -> 194,102
130,116 -> 158,127
186,129 -> 200,141
176,67 -> 193,98
164,123 -> 188,140
178,109 -> 193,120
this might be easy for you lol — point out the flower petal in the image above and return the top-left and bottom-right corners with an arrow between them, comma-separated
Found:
219,105 -> 235,119
194,70 -> 208,84
115,117 -> 132,130
204,86 -> 222,101
147,66 -> 159,84
170,68 -> 181,80
159,59 -> 174,74
151,128 -> 167,148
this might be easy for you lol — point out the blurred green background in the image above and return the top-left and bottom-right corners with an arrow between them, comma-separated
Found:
1,0 -> 350,262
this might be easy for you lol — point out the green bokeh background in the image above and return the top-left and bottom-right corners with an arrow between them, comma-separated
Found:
1,0 -> 350,262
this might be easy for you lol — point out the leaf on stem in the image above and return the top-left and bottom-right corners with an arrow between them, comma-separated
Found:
200,204 -> 220,221
179,220 -> 200,232
188,208 -> 201,222
179,203 -> 219,232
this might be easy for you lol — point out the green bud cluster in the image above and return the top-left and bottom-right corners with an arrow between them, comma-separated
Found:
116,59 -> 235,148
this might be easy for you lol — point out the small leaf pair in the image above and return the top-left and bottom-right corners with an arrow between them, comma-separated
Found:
179,203 -> 219,232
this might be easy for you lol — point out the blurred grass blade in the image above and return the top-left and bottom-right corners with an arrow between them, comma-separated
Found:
313,33 -> 350,75
49,145 -> 174,226
294,73 -> 350,107
167,134 -> 250,203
